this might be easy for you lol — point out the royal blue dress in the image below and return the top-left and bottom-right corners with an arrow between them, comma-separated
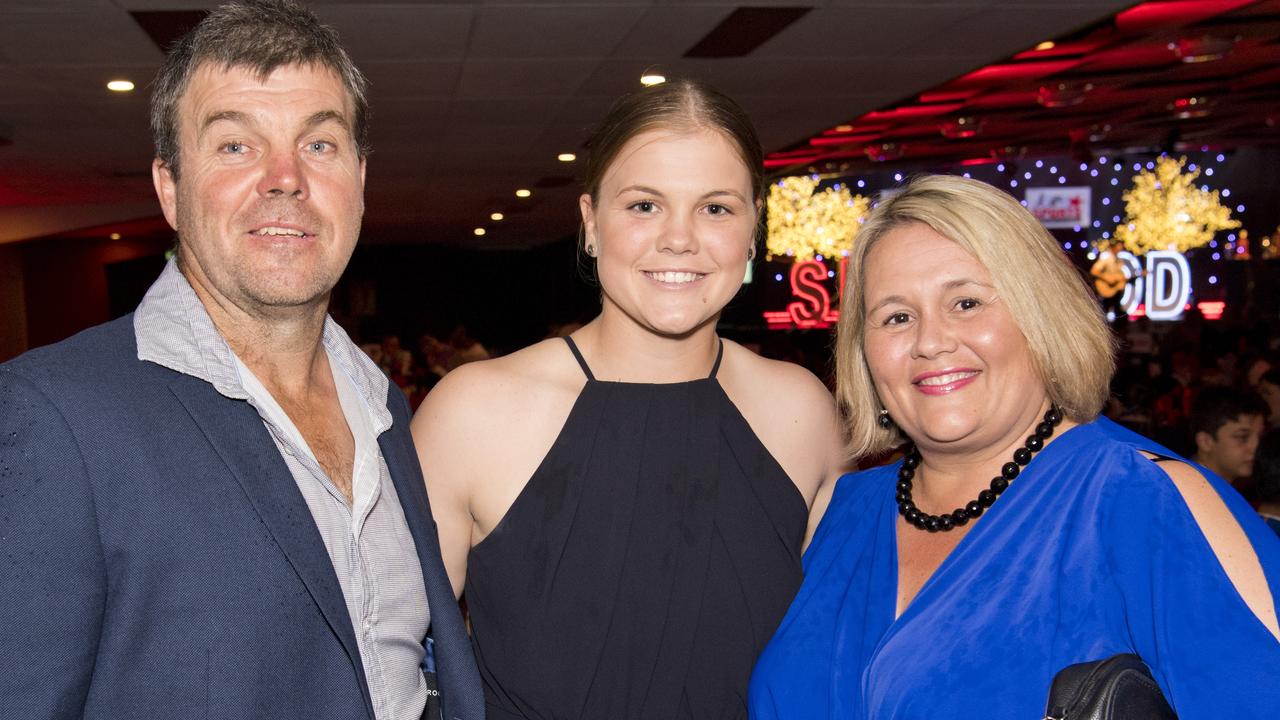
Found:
749,418 -> 1280,719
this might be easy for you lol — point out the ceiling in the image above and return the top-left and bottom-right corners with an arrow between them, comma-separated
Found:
766,0 -> 1280,175
0,0 -> 1160,248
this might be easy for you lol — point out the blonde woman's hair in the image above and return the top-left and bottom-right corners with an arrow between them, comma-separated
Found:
834,174 -> 1116,459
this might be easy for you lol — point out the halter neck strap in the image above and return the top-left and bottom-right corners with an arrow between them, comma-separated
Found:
562,336 -> 595,381
562,336 -> 724,382
708,339 -> 724,380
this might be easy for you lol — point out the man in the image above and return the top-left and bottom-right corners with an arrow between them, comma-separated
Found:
1191,387 -> 1268,489
1089,238 -> 1131,322
0,2 -> 481,719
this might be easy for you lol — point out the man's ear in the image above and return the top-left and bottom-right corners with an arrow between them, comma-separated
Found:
152,158 -> 179,231
1194,429 -> 1217,456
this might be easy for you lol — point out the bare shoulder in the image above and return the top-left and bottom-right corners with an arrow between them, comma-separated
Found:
718,340 -> 843,504
719,341 -> 837,425
1140,454 -> 1280,639
411,339 -> 583,441
719,341 -> 838,438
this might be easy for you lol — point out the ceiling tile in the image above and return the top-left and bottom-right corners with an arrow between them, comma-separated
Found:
456,59 -> 600,97
468,6 -> 647,59
361,61 -> 462,99
0,8 -> 161,65
312,5 -> 474,60
610,6 -> 735,57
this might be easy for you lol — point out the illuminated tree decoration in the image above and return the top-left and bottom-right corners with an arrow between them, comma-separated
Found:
766,175 -> 870,261
1114,155 -> 1239,254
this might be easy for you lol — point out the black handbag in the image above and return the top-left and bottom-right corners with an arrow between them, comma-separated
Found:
1043,654 -> 1177,720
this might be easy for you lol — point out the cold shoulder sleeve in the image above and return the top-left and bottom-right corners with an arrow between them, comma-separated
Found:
1102,452 -> 1280,718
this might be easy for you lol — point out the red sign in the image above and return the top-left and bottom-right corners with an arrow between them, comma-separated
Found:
763,259 -> 843,330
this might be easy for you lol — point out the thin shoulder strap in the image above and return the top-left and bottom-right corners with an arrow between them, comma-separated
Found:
562,336 -> 595,381
708,339 -> 724,380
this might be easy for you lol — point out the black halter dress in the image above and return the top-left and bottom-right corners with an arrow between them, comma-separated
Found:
465,337 -> 808,720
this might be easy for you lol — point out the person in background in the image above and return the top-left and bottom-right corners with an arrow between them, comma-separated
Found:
1191,387 -> 1268,491
1089,237 -> 1129,322
0,2 -> 481,718
1255,430 -> 1280,535
749,175 -> 1279,720
413,78 -> 845,719
1256,367 -> 1280,429
446,325 -> 490,369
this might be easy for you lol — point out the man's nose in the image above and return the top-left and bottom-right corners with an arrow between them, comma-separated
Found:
257,147 -> 308,199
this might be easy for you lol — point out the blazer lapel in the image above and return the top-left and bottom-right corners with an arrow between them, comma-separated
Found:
168,377 -> 374,717
379,392 -> 483,720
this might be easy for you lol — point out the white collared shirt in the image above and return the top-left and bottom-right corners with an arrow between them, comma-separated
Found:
135,259 -> 431,720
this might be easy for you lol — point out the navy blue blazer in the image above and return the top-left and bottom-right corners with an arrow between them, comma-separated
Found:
0,316 -> 483,720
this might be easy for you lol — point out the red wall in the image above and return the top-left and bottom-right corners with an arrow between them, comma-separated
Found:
18,235 -> 172,353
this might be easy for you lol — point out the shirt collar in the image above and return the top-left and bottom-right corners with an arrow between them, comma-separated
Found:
134,258 -> 392,432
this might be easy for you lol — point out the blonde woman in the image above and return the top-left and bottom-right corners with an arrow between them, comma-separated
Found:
749,175 -> 1280,718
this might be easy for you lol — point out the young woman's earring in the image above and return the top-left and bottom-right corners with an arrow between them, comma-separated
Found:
878,409 -> 893,429
586,243 -> 597,257
747,246 -> 755,261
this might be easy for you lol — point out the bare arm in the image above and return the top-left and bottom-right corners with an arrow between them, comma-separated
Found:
411,368 -> 485,600
1153,457 -> 1279,639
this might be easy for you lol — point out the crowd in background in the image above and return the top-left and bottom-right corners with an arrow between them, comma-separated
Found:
1103,313 -> 1280,530
360,309 -> 1280,531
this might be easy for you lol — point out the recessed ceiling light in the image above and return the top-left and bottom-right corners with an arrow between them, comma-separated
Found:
107,80 -> 135,92
474,227 -> 487,236
1035,41 -> 1055,51
109,232 -> 121,240
640,73 -> 666,87
515,189 -> 532,198
490,212 -> 504,221
557,153 -> 576,162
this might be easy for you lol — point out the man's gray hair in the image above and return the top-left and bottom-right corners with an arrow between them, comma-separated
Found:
150,0 -> 369,180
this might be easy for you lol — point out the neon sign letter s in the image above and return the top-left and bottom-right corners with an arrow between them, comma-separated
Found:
787,260 -> 832,329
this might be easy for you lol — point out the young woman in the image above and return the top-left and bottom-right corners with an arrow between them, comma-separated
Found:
412,79 -> 845,720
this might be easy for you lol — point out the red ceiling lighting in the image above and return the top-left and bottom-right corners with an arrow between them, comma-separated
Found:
917,89 -> 982,103
1070,123 -> 1115,143
956,59 -> 1081,84
1169,96 -> 1214,118
769,0 -> 1276,177
939,117 -> 984,139
989,145 -> 1029,162
809,134 -> 881,147
1013,39 -> 1109,60
1037,82 -> 1094,108
865,142 -> 905,162
1116,1 -> 1255,33
1171,35 -> 1238,62
863,103 -> 963,121
820,123 -> 891,136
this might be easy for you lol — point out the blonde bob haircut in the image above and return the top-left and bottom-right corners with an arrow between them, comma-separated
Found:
835,174 -> 1116,459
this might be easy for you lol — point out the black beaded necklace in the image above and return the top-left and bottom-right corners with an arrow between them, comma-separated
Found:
896,405 -> 1063,533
